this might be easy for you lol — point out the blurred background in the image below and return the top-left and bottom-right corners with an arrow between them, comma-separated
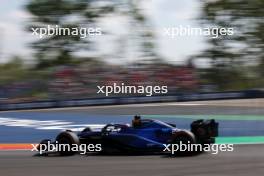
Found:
0,0 -> 263,104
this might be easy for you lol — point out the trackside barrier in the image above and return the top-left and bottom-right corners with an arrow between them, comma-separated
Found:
0,90 -> 263,111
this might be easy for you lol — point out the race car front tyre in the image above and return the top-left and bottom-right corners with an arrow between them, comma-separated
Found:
36,139 -> 51,156
56,131 -> 80,156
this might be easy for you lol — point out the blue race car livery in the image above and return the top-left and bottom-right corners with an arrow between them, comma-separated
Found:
38,116 -> 218,156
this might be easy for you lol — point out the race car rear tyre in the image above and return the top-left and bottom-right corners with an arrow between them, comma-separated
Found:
56,131 -> 80,156
171,131 -> 196,156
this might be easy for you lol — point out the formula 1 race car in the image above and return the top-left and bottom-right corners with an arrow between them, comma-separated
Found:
37,116 -> 218,156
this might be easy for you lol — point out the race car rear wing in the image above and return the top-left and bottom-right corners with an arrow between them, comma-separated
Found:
190,119 -> 219,144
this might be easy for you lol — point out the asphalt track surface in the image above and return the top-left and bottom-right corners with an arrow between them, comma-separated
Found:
0,144 -> 264,176
0,99 -> 264,176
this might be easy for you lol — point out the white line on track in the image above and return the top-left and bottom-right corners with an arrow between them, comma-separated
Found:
0,102 -> 203,113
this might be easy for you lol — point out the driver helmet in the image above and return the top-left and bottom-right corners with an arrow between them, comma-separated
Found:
132,115 -> 142,127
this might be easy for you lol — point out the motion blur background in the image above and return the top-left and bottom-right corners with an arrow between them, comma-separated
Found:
0,0 -> 263,103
